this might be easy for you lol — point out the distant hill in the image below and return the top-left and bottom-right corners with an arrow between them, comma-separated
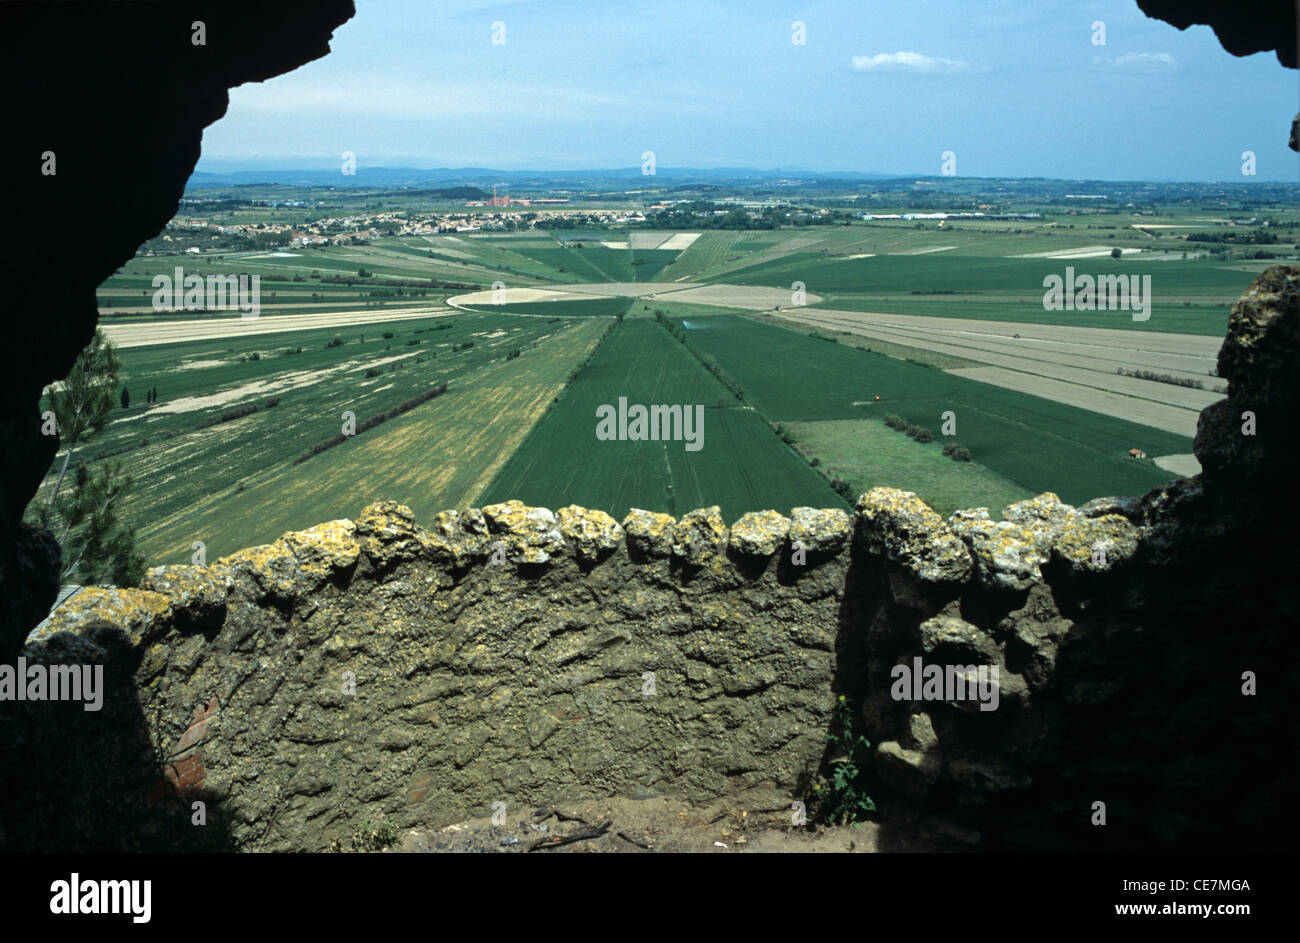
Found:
406,185 -> 490,200
185,166 -> 916,191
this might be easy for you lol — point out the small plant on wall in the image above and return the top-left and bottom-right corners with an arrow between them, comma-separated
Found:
813,695 -> 877,826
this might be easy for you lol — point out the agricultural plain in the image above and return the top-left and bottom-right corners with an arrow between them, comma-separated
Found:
479,319 -> 844,520
39,182 -> 1295,572
668,315 -> 1193,505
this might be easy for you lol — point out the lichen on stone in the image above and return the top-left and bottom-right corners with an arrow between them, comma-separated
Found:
429,508 -> 490,565
219,518 -> 361,600
670,506 -> 728,564
1053,513 -> 1140,574
948,509 -> 1048,591
622,508 -> 677,557
1000,493 -> 1081,548
282,520 -> 361,577
918,614 -> 1000,663
138,564 -> 234,620
855,488 -> 972,584
729,510 -> 790,556
27,586 -> 172,650
353,501 -> 438,566
482,500 -> 565,564
788,507 -> 851,553
557,505 -> 623,562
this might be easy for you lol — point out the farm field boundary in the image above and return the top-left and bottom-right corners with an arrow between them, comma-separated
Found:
668,314 -> 1193,504
133,317 -> 614,562
479,318 -> 845,519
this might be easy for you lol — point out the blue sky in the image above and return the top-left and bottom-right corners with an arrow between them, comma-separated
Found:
196,0 -> 1299,181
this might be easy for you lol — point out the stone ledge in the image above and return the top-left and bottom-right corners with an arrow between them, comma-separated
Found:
31,490 -> 1151,645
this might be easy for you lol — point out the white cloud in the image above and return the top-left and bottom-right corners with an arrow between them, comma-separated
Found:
1095,52 -> 1177,72
850,51 -> 986,75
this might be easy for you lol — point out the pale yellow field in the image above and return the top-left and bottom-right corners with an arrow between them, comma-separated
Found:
776,306 -> 1222,436
101,306 -> 455,348
136,318 -> 612,563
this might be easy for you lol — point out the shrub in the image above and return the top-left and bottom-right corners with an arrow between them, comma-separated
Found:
907,425 -> 933,443
292,382 -> 450,466
325,336 -> 344,349
364,368 -> 381,378
952,446 -> 972,462
195,402 -> 264,429
1116,366 -> 1205,390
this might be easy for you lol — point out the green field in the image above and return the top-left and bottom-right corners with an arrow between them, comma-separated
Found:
507,245 -> 638,282
503,246 -> 615,282
50,184 -> 1295,578
33,314 -> 612,563
102,222 -> 1271,338
480,319 -> 847,520
720,253 -> 1246,335
657,231 -> 746,281
629,249 -> 680,281
668,315 -> 1193,504
785,419 -> 1035,519
135,318 -> 614,562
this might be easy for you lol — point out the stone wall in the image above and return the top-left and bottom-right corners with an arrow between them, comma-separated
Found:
2,266 -> 1296,853
5,266 -> 1294,853
11,502 -> 859,851
1,1 -> 1295,855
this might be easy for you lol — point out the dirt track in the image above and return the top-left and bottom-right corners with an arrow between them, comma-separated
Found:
447,283 -> 700,309
946,367 -> 1201,436
655,283 -> 824,309
447,282 -> 822,311
100,306 -> 455,348
780,307 -> 1223,435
